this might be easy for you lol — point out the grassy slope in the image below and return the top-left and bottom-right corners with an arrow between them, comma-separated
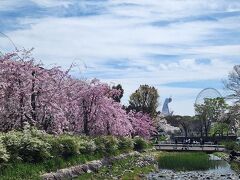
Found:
0,151 -> 156,180
0,153 -> 103,180
76,153 -> 156,180
4,151 -> 226,179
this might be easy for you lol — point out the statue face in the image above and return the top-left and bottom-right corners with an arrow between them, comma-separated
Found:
168,98 -> 172,103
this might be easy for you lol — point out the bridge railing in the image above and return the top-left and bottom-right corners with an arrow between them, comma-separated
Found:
153,143 -> 225,151
154,143 -> 225,147
158,141 -> 216,145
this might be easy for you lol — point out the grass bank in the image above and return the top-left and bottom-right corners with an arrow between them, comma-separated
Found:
76,153 -> 156,180
230,161 -> 240,173
0,128 -> 151,179
0,153 -> 104,180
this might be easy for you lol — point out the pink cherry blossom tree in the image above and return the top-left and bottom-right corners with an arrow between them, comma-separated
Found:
0,50 -> 71,133
0,49 -> 155,139
128,110 -> 156,139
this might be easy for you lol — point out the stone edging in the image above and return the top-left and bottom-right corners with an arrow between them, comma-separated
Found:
41,151 -> 140,180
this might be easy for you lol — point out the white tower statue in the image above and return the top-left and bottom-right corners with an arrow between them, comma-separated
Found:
162,97 -> 173,116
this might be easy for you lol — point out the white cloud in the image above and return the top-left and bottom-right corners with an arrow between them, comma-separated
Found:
0,0 -> 23,10
30,0 -> 70,7
0,0 -> 239,115
0,0 -> 70,10
109,0 -> 240,19
191,45 -> 240,56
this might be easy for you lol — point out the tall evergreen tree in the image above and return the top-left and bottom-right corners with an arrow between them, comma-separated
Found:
128,85 -> 159,118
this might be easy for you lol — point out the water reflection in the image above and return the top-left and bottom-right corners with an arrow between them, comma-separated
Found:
208,154 -> 235,174
148,154 -> 237,180
158,154 -> 234,173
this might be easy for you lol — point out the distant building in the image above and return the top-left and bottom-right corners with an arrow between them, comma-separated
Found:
162,97 -> 173,116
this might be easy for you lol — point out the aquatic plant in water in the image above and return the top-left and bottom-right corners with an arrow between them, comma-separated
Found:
158,152 -> 214,171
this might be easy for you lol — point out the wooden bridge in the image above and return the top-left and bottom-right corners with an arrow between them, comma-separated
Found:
154,143 -> 226,152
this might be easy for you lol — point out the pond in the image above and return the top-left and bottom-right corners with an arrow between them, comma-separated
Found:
147,153 -> 239,180
207,154 -> 234,174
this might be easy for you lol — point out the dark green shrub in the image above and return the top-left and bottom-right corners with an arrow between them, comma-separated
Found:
133,137 -> 148,151
221,141 -> 240,151
104,136 -> 118,155
118,137 -> 134,152
19,136 -> 51,162
94,136 -> 118,155
0,140 -> 9,164
94,137 -> 106,154
2,129 -> 51,162
2,131 -> 23,161
50,135 -> 80,157
231,161 -> 240,173
79,139 -> 96,154
159,135 -> 167,141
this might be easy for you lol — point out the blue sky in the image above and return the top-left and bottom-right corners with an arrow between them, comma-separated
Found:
0,0 -> 240,115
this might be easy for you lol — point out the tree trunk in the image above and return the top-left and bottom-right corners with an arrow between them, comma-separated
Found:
31,71 -> 37,123
183,127 -> 188,138
204,119 -> 209,137
107,121 -> 111,135
82,100 -> 89,135
18,79 -> 25,129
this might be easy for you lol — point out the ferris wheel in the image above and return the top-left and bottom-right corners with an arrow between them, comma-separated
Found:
195,88 -> 222,105
0,32 -> 18,56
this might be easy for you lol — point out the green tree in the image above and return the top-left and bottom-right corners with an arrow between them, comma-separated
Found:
223,65 -> 240,135
112,84 -> 124,102
166,115 -> 198,137
128,85 -> 159,117
195,97 -> 228,137
210,122 -> 229,137
224,65 -> 240,103
224,104 -> 240,135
